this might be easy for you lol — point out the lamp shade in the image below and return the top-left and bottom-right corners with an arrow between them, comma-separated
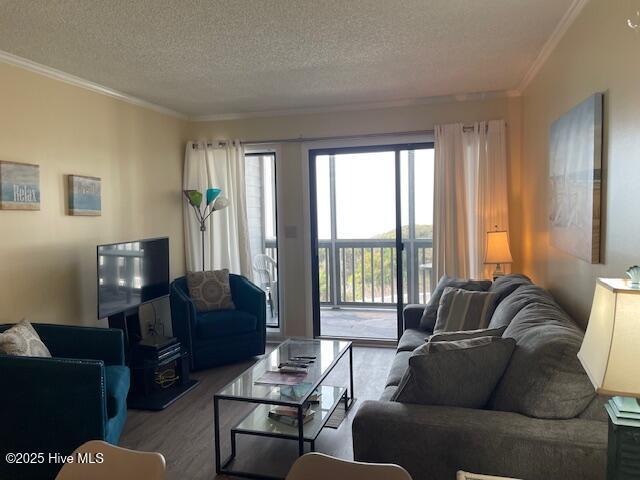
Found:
578,278 -> 640,397
484,230 -> 513,264
206,188 -> 222,205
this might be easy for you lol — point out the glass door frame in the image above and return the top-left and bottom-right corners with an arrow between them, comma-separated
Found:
309,142 -> 434,341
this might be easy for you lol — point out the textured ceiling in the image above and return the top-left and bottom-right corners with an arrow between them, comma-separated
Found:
0,0 -> 574,117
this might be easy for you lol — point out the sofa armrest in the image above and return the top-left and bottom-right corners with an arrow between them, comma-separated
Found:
353,400 -> 607,480
34,323 -> 125,366
230,274 -> 266,340
403,304 -> 426,331
0,355 -> 108,479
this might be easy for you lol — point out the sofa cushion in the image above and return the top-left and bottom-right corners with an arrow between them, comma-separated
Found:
488,285 -> 555,329
429,325 -> 507,343
196,310 -> 257,339
433,288 -> 499,333
0,319 -> 51,358
105,365 -> 130,419
491,302 -> 595,419
379,385 -> 398,402
419,276 -> 492,331
186,269 -> 235,312
397,328 -> 427,352
386,351 -> 411,387
489,274 -> 533,304
391,336 -> 516,408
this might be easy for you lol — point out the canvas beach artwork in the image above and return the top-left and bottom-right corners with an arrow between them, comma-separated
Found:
548,93 -> 604,264
68,175 -> 101,216
0,161 -> 40,210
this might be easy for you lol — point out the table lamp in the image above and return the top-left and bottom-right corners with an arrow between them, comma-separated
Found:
578,278 -> 640,479
484,228 -> 513,279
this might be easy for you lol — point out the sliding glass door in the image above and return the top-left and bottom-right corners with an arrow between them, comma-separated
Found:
245,152 -> 279,328
310,142 -> 434,341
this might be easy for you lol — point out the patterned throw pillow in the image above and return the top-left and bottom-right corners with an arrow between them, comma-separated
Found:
186,269 -> 235,313
433,287 -> 499,333
419,276 -> 492,331
0,319 -> 51,357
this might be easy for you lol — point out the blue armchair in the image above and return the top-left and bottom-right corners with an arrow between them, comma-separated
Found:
0,323 -> 130,480
170,274 -> 266,370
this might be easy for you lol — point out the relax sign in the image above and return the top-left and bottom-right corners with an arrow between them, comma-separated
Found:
0,161 -> 40,210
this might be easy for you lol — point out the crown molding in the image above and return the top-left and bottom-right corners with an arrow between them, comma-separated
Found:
2,0 -> 582,127
191,90 -> 512,122
0,49 -> 188,119
515,0 -> 589,94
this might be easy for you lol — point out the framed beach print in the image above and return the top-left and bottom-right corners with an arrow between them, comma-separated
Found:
0,161 -> 40,210
68,175 -> 101,216
548,92 -> 604,263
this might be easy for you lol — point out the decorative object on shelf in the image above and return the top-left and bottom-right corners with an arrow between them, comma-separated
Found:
0,160 -> 40,210
626,265 -> 640,287
68,174 -> 101,216
183,187 -> 228,271
484,226 -> 513,279
628,9 -> 640,31
549,93 -> 604,263
578,278 -> 640,480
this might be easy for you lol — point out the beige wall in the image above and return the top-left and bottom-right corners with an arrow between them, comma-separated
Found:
190,97 -> 522,337
0,62 -> 188,328
520,0 -> 640,325
0,58 -> 523,337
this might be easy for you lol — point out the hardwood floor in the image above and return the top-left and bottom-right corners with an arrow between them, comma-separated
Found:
119,344 -> 395,479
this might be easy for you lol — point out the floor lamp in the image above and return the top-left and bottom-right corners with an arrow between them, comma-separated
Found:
183,188 -> 229,272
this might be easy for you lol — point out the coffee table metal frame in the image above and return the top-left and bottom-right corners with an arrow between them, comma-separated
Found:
213,340 -> 354,480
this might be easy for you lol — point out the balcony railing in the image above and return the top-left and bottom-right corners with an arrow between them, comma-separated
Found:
318,239 -> 433,307
264,237 -> 433,309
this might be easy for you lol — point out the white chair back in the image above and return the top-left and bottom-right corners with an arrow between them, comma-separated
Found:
286,452 -> 412,480
55,440 -> 165,480
253,253 -> 277,287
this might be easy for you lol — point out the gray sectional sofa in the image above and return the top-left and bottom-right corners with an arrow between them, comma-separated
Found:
352,274 -> 608,480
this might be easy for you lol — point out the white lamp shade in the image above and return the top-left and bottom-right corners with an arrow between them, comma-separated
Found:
578,278 -> 640,397
484,230 -> 513,264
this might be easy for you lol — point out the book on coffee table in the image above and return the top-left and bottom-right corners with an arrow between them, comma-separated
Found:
268,408 -> 316,427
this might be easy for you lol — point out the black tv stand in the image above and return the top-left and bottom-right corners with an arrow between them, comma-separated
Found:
127,345 -> 198,411
107,309 -> 198,410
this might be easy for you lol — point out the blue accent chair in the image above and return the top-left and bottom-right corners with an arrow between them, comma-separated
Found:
170,274 -> 266,370
0,323 -> 130,480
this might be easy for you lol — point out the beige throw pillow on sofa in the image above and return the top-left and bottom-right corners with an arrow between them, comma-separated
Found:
433,287 -> 499,333
186,269 -> 235,312
0,319 -> 51,357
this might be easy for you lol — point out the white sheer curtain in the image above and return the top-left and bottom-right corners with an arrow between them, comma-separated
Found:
433,120 -> 509,280
433,123 -> 470,280
183,140 -> 252,278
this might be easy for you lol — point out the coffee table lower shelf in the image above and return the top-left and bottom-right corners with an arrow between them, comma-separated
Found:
219,385 -> 349,478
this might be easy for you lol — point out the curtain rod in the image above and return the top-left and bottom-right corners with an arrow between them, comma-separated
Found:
191,122 -> 501,148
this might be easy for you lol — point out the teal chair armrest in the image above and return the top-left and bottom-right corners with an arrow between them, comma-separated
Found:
34,323 -> 125,366
230,274 -> 267,349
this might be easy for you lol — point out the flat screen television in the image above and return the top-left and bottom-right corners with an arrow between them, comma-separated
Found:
97,237 -> 170,319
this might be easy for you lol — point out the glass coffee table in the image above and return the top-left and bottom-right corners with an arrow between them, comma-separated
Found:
214,338 -> 353,479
